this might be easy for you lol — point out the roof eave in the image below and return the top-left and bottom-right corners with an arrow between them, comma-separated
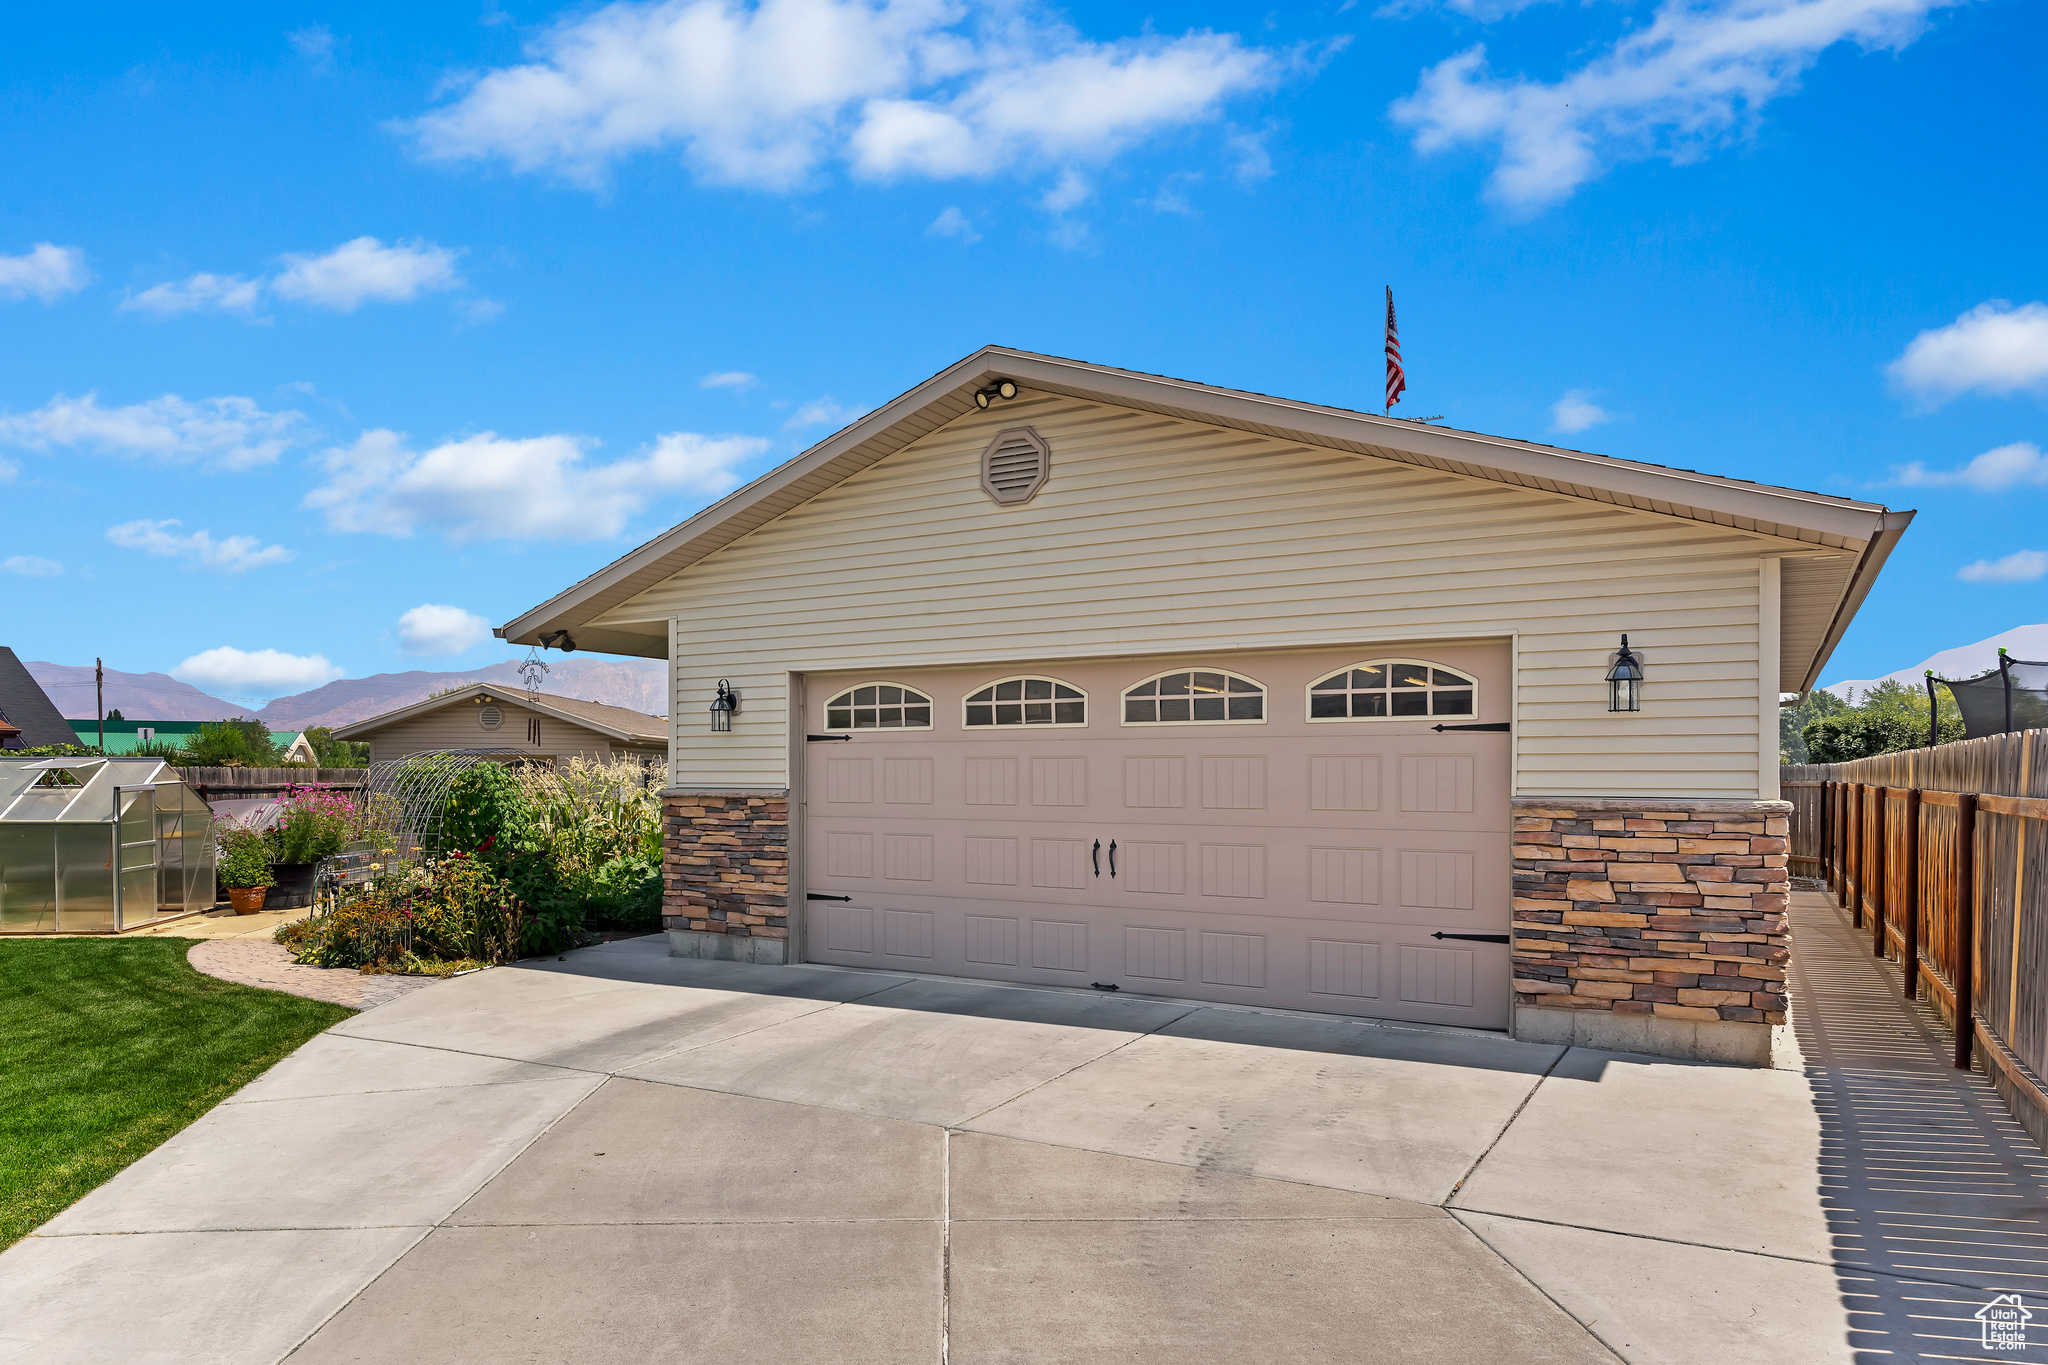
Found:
1793,509 -> 1916,694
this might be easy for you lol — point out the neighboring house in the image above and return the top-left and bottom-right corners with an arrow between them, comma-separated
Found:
330,684 -> 666,765
0,647 -> 81,750
499,346 -> 1912,1064
66,719 -> 318,763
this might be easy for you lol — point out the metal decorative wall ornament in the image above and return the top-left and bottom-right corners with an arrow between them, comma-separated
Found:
519,646 -> 550,708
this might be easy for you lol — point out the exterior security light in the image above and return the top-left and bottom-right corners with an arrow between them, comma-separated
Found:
973,379 -> 1020,409
1606,635 -> 1644,713
710,679 -> 740,732
540,629 -> 577,653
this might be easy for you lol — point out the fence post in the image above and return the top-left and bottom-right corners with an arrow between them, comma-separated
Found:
1822,780 -> 1834,889
1902,787 -> 1921,1000
1853,783 -> 1867,927
1955,792 -> 1977,1071
1838,782 -> 1852,911
1873,786 -> 1889,958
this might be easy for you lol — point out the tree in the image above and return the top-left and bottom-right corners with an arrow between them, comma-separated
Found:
1779,689 -> 1846,764
305,726 -> 369,767
182,719 -> 284,767
106,708 -> 125,722
1799,678 -> 1963,763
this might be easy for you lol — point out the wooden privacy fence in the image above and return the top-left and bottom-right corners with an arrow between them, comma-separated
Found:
1786,730 -> 2048,1149
178,767 -> 368,798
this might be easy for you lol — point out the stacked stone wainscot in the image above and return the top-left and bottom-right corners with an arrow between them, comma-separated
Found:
1510,797 -> 1792,1065
663,792 -> 790,965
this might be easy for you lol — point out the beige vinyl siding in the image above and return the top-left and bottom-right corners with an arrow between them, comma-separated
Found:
599,396 -> 1802,799
357,698 -> 656,765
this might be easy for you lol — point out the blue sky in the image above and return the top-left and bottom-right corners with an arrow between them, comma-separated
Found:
2,0 -> 2042,698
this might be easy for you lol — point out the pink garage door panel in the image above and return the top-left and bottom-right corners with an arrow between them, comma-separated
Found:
802,643 -> 1511,1028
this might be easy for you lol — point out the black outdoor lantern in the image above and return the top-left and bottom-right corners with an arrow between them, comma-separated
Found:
1606,635 -> 1645,713
709,679 -> 740,732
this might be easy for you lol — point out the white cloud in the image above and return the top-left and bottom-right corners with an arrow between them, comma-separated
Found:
305,426 -> 771,542
927,206 -> 981,242
119,272 -> 264,316
1887,301 -> 2048,405
106,519 -> 295,573
3,554 -> 62,577
1391,0 -> 1964,212
1892,442 -> 2048,492
700,370 -> 760,390
409,0 -> 1287,191
0,392 -> 309,470
1149,173 -> 1200,215
458,296 -> 506,324
0,243 -> 89,302
1041,169 -> 1091,213
1957,550 -> 2048,584
1550,390 -> 1610,435
271,237 -> 464,312
289,24 -> 335,68
173,646 -> 345,695
396,603 -> 494,656
1378,0 -> 1557,19
1223,128 -> 1273,183
781,397 -> 865,432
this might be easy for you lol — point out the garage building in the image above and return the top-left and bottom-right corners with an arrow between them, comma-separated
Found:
501,347 -> 1912,1063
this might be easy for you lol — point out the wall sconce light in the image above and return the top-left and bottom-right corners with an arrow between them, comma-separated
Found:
973,378 -> 1020,409
1606,635 -> 1644,713
539,629 -> 577,653
709,679 -> 740,732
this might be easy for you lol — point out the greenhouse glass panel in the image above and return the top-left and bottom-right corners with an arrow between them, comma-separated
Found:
0,758 -> 216,933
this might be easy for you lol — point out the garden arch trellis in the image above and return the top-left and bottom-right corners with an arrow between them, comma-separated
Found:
327,749 -> 531,889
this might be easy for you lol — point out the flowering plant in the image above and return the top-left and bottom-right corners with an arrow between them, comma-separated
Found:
269,785 -> 359,863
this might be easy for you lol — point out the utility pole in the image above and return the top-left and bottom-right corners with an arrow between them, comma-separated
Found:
96,657 -> 104,752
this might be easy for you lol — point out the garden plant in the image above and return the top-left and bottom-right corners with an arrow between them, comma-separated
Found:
275,757 -> 664,973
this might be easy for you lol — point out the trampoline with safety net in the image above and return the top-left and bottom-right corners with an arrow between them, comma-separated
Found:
1927,653 -> 2048,742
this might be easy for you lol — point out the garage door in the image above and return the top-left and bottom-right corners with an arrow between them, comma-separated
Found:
801,644 -> 1511,1028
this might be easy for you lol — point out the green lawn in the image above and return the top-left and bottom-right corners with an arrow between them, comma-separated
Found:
0,938 -> 351,1247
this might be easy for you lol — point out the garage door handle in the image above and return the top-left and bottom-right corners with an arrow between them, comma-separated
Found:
1431,932 -> 1509,943
1091,840 -> 1100,876
1108,840 -> 1117,877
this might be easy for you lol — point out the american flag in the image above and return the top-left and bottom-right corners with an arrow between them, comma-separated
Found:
1385,286 -> 1406,412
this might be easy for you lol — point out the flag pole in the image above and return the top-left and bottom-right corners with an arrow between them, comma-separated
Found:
96,657 -> 104,752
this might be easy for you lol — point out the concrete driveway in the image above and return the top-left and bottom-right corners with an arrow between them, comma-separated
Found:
3,894 -> 2042,1364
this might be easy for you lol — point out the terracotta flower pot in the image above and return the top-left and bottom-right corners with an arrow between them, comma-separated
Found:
227,886 -> 269,915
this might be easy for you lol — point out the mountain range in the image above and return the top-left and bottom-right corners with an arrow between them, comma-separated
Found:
26,656 -> 667,731
1822,623 -> 2048,701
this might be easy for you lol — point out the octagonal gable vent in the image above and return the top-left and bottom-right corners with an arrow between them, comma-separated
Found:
478,705 -> 504,730
980,426 -> 1050,506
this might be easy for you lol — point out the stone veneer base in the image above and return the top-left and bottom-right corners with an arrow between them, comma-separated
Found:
668,927 -> 788,966
1510,796 -> 1792,1068
662,791 -> 790,946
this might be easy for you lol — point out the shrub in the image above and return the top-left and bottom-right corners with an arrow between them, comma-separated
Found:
216,826 -> 275,890
269,787 -> 357,864
1800,678 -> 1963,763
276,856 -> 524,972
183,720 -> 283,768
435,763 -> 530,856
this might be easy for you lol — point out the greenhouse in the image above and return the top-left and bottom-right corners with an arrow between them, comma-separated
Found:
0,757 -> 216,933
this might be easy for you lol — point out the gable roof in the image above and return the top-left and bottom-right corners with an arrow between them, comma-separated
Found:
0,647 -> 81,748
497,346 -> 1913,694
330,684 -> 666,745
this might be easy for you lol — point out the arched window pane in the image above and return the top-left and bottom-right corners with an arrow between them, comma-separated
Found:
1124,670 -> 1265,724
826,683 -> 933,731
964,678 -> 1087,727
1307,661 -> 1477,721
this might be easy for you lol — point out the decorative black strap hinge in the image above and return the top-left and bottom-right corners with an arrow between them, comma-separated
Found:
806,892 -> 852,902
1431,932 -> 1510,944
806,733 -> 852,742
1431,722 -> 1510,733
